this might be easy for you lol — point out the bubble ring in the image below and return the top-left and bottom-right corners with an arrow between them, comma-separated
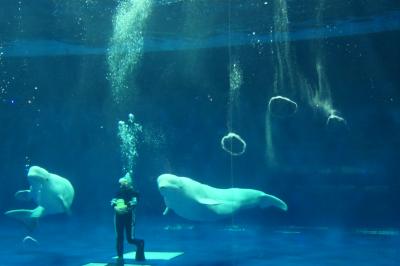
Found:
221,132 -> 246,156
268,96 -> 298,117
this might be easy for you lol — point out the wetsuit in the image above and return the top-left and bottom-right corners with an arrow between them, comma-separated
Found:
111,187 -> 145,261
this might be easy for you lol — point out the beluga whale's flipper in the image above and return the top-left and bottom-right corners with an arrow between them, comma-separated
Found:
4,206 -> 44,231
15,190 -> 32,201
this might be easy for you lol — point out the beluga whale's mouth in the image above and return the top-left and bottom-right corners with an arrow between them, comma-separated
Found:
158,182 -> 177,193
158,185 -> 168,193
157,174 -> 182,195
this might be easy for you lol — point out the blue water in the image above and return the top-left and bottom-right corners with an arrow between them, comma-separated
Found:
1,218 -> 399,266
1,0 -> 400,265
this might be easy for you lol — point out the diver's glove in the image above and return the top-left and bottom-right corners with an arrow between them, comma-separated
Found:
110,198 -> 118,206
128,197 -> 137,207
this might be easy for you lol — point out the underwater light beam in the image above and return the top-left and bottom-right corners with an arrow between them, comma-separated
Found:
307,0 -> 346,128
265,0 -> 298,166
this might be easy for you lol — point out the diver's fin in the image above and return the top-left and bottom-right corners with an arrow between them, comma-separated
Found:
4,207 -> 43,231
163,207 -> 169,215
196,197 -> 222,206
260,194 -> 288,211
15,190 -> 32,201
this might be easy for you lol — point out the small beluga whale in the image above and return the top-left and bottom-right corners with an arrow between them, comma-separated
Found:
157,174 -> 287,222
4,166 -> 75,231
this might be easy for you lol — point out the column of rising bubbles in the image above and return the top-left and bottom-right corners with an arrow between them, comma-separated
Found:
107,1 -> 152,185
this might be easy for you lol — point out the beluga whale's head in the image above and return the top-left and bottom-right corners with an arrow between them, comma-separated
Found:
27,166 -> 50,186
157,174 -> 184,197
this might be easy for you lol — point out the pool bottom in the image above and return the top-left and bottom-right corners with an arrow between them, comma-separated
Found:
0,218 -> 398,266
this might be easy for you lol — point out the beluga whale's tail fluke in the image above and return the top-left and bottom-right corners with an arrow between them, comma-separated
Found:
4,207 -> 43,231
259,194 -> 288,211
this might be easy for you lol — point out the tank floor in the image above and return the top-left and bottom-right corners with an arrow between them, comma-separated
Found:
1,217 -> 399,265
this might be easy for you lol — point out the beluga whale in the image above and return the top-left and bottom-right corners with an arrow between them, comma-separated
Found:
4,166 -> 75,230
157,174 -> 287,221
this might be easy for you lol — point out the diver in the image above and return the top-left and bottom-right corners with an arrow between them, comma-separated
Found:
111,173 -> 145,264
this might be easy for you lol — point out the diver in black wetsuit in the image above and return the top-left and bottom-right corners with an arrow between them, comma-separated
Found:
111,173 -> 145,264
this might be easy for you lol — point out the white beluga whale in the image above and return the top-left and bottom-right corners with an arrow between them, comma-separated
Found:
4,166 -> 75,230
157,174 -> 287,221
